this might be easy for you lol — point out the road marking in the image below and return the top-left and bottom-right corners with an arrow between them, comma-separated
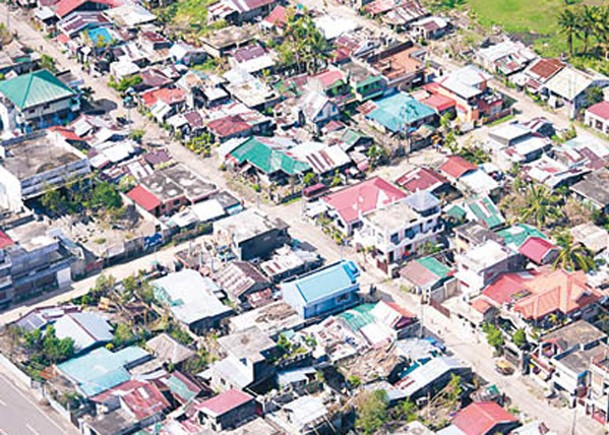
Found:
0,375 -> 68,434
26,424 -> 40,435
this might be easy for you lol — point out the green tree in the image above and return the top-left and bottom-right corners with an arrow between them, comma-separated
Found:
112,323 -> 135,348
40,55 -> 58,73
129,129 -> 145,143
443,131 -> 460,155
518,185 -> 563,229
40,188 -> 65,216
585,86 -> 604,108
355,390 -> 389,435
576,5 -> 596,55
303,172 -> 317,187
553,229 -> 596,272
558,8 -> 579,56
482,323 -> 504,352
279,8 -> 329,73
89,182 -> 122,210
512,328 -> 527,348
399,398 -> 418,422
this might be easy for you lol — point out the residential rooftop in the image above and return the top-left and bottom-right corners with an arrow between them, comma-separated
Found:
214,209 -> 288,244
0,131 -> 87,182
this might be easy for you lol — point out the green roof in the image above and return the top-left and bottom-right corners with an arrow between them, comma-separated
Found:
0,69 -> 75,110
417,256 -> 451,279
338,303 -> 376,331
446,204 -> 466,219
341,128 -> 364,147
496,224 -> 547,248
468,197 -> 504,229
230,138 -> 310,176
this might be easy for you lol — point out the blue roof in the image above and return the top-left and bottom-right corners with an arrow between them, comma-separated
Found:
286,260 -> 360,304
367,92 -> 436,133
57,346 -> 150,396
87,27 -> 112,45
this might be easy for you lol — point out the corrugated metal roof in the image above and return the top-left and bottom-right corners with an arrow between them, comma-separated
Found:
0,69 -> 75,110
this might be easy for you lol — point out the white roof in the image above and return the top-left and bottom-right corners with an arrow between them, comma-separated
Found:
314,15 -> 360,40
460,239 -> 509,268
284,396 -> 328,428
152,269 -> 231,325
110,61 -> 140,79
104,4 -> 156,27
545,66 -> 606,101
289,142 -> 351,174
54,312 -> 113,351
190,199 -> 226,222
397,357 -> 466,397
437,65 -> 492,99
459,169 -> 499,196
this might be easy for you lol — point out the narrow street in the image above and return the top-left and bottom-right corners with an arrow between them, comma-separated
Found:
0,4 -> 604,435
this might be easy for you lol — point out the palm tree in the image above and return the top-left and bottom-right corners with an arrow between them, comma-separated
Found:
558,8 -> 578,56
576,5 -> 598,55
518,185 -> 563,229
553,230 -> 596,272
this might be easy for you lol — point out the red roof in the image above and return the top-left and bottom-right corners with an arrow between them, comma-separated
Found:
141,87 -> 186,107
92,380 -> 170,421
518,236 -> 558,265
49,126 -> 82,142
263,5 -> 287,28
395,167 -> 448,193
0,231 -> 14,249
587,101 -> 609,121
439,156 -> 478,179
527,58 -> 565,82
127,185 -> 161,212
322,176 -> 407,224
420,94 -> 456,113
312,69 -> 345,89
207,115 -> 251,138
481,269 -> 602,321
54,0 -> 118,18
452,401 -> 518,435
198,389 -> 253,417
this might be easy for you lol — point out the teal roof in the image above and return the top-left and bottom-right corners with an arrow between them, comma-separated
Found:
446,204 -> 466,219
467,196 -> 505,229
367,92 -> 436,133
338,303 -> 376,331
496,223 -> 547,248
284,260 -> 360,304
230,138 -> 310,176
341,128 -> 365,147
165,373 -> 198,402
417,257 -> 451,279
0,69 -> 75,110
57,346 -> 149,397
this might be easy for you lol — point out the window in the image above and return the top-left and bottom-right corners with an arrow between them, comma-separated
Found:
336,293 -> 350,303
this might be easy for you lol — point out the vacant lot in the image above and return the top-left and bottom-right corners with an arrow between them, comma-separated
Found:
467,0 -> 602,56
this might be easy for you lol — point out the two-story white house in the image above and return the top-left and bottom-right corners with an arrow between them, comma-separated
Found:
454,239 -> 523,297
0,130 -> 90,212
354,191 -> 443,275
0,69 -> 80,134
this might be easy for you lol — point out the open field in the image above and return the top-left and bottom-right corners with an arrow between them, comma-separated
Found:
466,0 -> 603,56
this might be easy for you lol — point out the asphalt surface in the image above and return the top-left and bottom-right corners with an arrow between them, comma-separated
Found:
0,374 -> 77,435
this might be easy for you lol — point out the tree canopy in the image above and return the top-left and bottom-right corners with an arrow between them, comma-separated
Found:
278,8 -> 329,74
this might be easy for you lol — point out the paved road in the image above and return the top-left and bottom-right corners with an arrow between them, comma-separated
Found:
0,373 -> 77,435
0,3 -> 606,435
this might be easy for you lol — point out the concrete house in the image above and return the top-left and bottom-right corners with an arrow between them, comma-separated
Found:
282,260 -> 361,319
214,209 -> 290,261
353,191 -> 443,274
197,389 -> 256,431
207,326 -> 278,392
585,101 -> 609,136
152,269 -> 233,334
0,131 -> 91,212
0,70 -> 80,133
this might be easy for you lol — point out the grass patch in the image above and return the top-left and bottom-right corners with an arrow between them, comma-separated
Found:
486,113 -> 515,127
466,0 -> 598,57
